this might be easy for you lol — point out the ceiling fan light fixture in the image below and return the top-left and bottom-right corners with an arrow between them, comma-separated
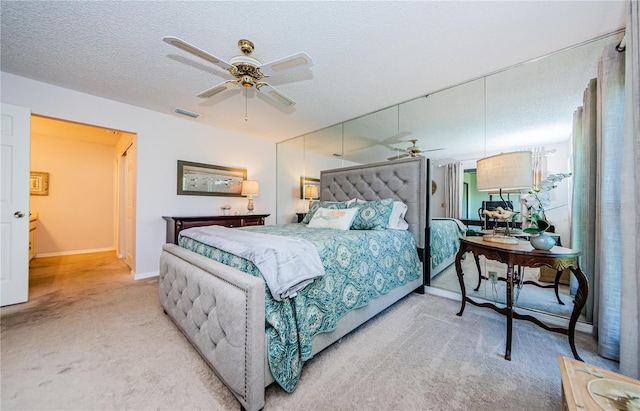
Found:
240,75 -> 255,88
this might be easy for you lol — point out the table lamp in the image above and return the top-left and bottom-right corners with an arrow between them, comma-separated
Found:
476,151 -> 532,243
304,185 -> 319,210
241,180 -> 259,214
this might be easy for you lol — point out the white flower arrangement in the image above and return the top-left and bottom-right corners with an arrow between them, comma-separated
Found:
521,172 -> 572,234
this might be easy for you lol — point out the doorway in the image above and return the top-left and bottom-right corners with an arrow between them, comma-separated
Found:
29,115 -> 136,273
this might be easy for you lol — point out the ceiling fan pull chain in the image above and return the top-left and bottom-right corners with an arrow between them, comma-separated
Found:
245,88 -> 248,122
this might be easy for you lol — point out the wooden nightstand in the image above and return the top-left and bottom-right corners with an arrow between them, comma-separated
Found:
558,356 -> 640,411
163,214 -> 270,244
296,213 -> 307,223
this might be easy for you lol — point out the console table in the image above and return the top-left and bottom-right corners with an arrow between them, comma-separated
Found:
455,236 -> 588,361
163,214 -> 270,244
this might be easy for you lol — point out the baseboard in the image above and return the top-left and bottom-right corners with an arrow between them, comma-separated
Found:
34,247 -> 116,258
134,270 -> 158,281
424,286 -> 594,334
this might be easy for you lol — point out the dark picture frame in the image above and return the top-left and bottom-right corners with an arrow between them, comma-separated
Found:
177,160 -> 247,197
299,176 -> 320,200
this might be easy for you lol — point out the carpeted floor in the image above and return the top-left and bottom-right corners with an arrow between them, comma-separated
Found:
1,252 -> 618,410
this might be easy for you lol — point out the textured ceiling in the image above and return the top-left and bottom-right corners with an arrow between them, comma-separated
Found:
1,1 -> 627,146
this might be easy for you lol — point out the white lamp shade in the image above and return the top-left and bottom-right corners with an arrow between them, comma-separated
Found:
304,185 -> 319,199
476,151 -> 533,192
241,180 -> 260,196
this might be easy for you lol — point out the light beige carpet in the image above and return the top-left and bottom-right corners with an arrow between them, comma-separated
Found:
1,252 -> 618,410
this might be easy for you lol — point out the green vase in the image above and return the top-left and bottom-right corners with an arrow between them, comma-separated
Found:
530,231 -> 556,251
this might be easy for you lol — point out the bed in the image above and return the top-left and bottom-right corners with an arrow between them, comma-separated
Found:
430,218 -> 467,278
158,156 -> 428,411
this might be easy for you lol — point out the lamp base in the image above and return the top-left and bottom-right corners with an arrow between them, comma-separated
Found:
483,235 -> 519,245
246,196 -> 255,215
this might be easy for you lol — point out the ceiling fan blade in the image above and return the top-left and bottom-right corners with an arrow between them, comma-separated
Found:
259,52 -> 313,77
387,153 -> 409,161
422,148 -> 445,153
197,80 -> 238,98
256,83 -> 296,107
163,36 -> 234,71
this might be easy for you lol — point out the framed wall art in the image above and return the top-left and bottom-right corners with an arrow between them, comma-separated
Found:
30,171 -> 49,196
177,160 -> 247,197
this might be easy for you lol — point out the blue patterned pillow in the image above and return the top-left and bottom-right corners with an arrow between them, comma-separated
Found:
302,201 -> 348,224
348,198 -> 394,230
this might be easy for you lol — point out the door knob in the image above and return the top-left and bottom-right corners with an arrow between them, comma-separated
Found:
14,211 -> 25,218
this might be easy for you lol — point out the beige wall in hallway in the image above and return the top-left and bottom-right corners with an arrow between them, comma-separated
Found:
30,133 -> 115,256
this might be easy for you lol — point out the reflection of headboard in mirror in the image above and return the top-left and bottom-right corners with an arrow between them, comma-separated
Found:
319,156 -> 428,252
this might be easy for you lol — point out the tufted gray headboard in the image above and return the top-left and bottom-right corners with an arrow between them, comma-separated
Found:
320,156 -> 428,250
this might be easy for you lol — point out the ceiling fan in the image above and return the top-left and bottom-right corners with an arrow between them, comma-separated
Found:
387,139 -> 444,161
163,37 -> 313,107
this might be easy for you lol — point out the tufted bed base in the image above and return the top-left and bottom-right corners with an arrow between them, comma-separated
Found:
159,157 -> 429,411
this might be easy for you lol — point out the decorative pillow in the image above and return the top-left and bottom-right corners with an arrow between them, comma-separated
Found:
307,207 -> 358,230
388,201 -> 409,230
348,198 -> 394,230
302,200 -> 349,224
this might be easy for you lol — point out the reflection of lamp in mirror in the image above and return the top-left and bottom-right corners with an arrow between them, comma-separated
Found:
304,185 -> 319,210
476,151 -> 532,243
241,180 -> 260,214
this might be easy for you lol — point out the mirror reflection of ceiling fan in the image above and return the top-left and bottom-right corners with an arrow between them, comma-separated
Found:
348,131 -> 413,154
163,37 -> 313,107
387,139 -> 444,161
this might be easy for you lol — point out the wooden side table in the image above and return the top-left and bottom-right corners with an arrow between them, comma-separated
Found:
455,237 -> 588,361
558,356 -> 640,411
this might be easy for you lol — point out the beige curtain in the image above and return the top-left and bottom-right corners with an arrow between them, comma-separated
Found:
531,146 -> 547,188
619,0 -> 640,379
444,162 -> 461,219
571,79 -> 598,321
595,41 -> 625,361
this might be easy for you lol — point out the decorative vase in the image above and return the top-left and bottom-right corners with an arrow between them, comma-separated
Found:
530,231 -> 556,251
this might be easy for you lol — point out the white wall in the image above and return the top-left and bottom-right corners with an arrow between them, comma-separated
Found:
2,72 -> 277,277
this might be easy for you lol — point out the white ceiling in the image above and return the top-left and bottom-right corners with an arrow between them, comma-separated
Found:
1,1 -> 627,145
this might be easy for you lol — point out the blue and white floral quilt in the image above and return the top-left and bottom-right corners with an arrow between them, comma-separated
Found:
430,218 -> 466,277
179,223 -> 421,392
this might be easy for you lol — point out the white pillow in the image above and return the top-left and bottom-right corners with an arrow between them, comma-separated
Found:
307,207 -> 358,230
388,201 -> 409,230
355,199 -> 409,230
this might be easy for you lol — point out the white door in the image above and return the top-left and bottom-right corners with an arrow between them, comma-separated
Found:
1,103 -> 31,306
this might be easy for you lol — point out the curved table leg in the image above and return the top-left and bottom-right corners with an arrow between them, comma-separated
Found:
568,267 -> 588,361
455,245 -> 468,317
505,263 -> 514,361
473,254 -> 482,292
554,270 -> 565,305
